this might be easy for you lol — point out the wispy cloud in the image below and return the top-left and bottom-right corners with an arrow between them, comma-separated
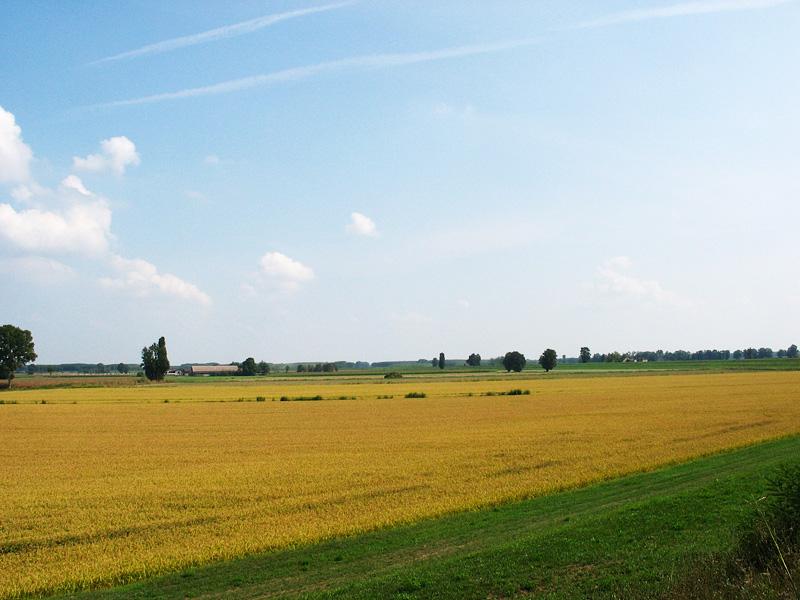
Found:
591,256 -> 691,308
576,0 -> 792,29
89,2 -> 354,65
96,38 -> 542,107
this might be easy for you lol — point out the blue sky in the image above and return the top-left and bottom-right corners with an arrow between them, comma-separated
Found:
2,0 -> 799,363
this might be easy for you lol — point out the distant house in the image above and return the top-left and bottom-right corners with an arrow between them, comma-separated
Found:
189,365 -> 239,376
166,369 -> 184,376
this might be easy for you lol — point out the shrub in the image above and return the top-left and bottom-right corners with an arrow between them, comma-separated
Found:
255,396 -> 266,402
384,372 -> 403,379
405,392 -> 426,398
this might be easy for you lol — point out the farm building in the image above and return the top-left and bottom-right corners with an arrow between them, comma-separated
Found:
189,365 -> 239,376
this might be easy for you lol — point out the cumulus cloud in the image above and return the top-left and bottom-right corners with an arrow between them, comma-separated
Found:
0,199 -> 112,256
100,254 -> 211,306
60,174 -> 91,196
0,106 -> 33,184
346,212 -> 378,237
259,251 -> 314,291
73,136 -> 140,175
592,256 -> 690,307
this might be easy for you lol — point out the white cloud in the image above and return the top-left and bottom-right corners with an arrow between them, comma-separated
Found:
592,256 -> 690,307
0,199 -> 112,256
90,2 -> 353,65
0,106 -> 33,184
60,175 -> 91,196
577,0 -> 791,28
259,251 -> 314,292
203,154 -> 220,166
11,181 -> 49,202
100,254 -> 211,306
73,136 -> 140,175
98,38 -> 543,107
0,256 -> 76,285
346,212 -> 378,237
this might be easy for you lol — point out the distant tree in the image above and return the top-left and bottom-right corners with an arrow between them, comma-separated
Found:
0,325 -> 38,389
431,357 -> 439,368
47,366 -> 54,376
284,365 -> 290,373
117,362 -> 129,374
502,351 -> 526,373
439,352 -> 445,370
466,353 -> 481,367
757,347 -> 773,359
257,361 -> 270,375
539,349 -> 558,372
26,363 -> 36,375
240,357 -> 257,376
777,349 -> 787,358
96,363 -> 105,374
579,347 -> 591,363
297,364 -> 306,373
156,337 -> 169,378
788,344 -> 798,359
322,362 -> 337,372
141,336 -> 169,381
733,349 -> 743,360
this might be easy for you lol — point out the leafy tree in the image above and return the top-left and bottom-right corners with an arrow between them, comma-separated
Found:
733,349 -> 743,360
539,348 -> 558,372
117,362 -> 129,374
297,364 -> 306,373
26,364 -> 36,375
439,352 -> 445,370
788,344 -> 798,359
0,324 -> 37,389
257,361 -> 270,375
466,353 -> 481,367
502,351 -> 526,373
431,357 -> 438,368
579,347 -> 591,363
322,362 -> 337,372
240,357 -> 257,376
96,363 -> 105,374
141,336 -> 170,381
757,347 -> 773,359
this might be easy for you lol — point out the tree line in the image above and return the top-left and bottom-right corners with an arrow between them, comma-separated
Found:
576,345 -> 798,363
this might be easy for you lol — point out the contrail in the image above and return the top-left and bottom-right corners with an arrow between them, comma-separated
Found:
89,1 -> 355,65
575,0 -> 792,29
96,38 -> 543,107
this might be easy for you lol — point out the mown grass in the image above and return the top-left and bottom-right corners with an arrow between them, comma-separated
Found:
54,435 -> 800,599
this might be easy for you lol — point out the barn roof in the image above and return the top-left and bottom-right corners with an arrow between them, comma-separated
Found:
190,365 -> 239,374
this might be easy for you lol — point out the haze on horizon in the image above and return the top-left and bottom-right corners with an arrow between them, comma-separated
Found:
1,0 -> 798,364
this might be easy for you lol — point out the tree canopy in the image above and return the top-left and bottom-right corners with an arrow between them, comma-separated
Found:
0,324 -> 37,388
141,336 -> 170,382
502,351 -> 526,372
539,349 -> 558,372
579,347 -> 591,363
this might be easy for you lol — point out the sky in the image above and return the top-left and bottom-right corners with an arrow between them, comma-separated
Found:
1,0 -> 799,364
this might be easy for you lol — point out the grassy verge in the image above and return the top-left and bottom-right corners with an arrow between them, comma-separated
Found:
51,435 -> 800,600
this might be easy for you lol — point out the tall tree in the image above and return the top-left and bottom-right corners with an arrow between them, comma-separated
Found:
502,351 -> 526,372
579,347 -> 591,363
466,353 -> 481,366
788,344 -> 798,359
439,352 -> 445,370
141,337 -> 170,381
117,362 -> 129,374
0,324 -> 37,389
539,348 -> 558,372
240,357 -> 257,376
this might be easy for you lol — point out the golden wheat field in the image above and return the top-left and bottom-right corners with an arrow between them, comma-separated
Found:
1,371 -> 799,598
